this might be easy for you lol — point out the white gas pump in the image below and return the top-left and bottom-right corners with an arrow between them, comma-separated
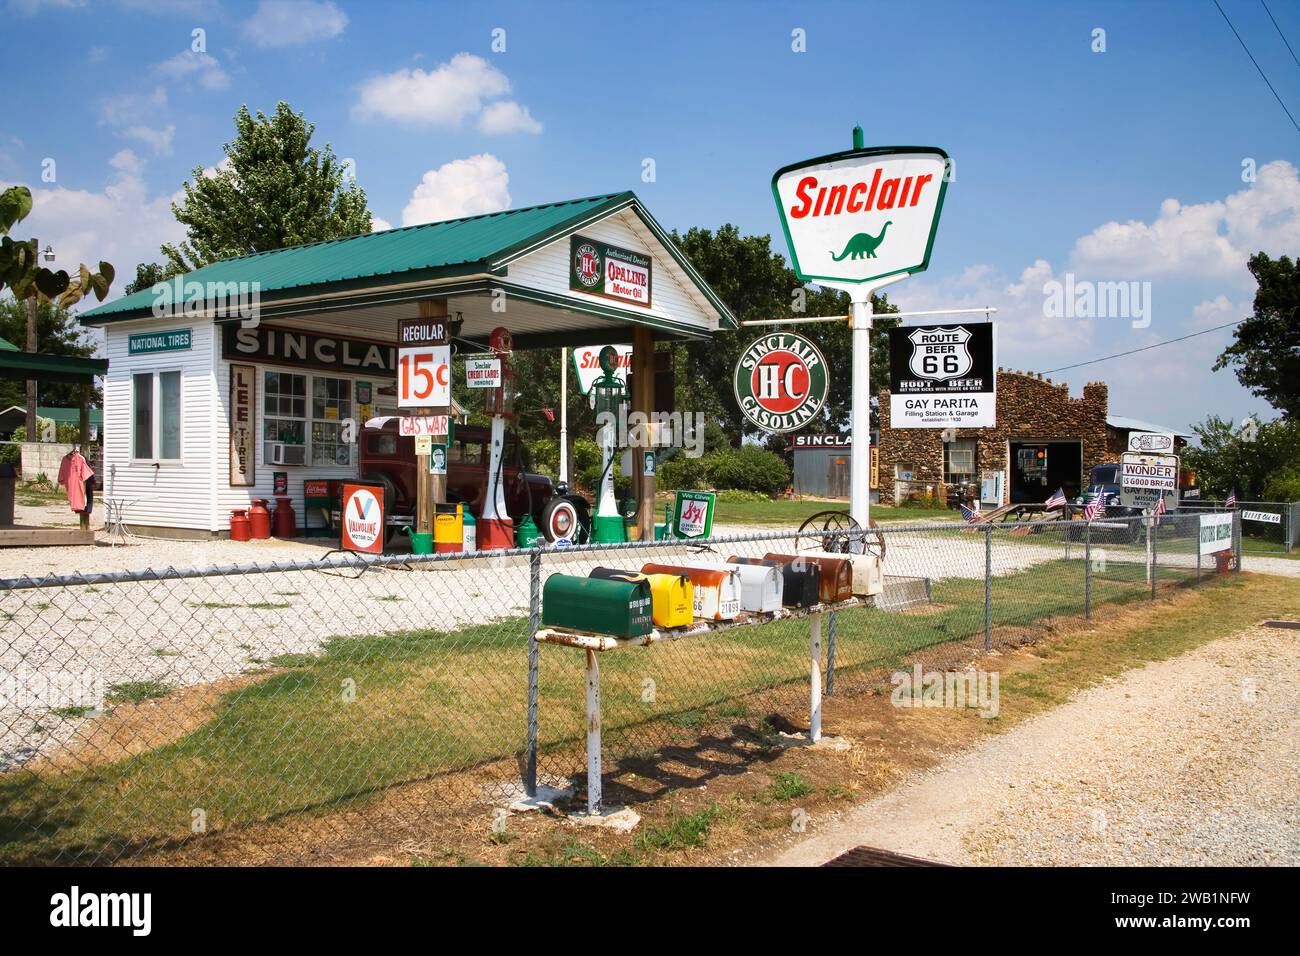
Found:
477,327 -> 515,550
590,345 -> 629,544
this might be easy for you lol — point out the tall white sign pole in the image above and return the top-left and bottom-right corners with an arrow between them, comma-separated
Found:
849,292 -> 873,529
559,347 -> 570,485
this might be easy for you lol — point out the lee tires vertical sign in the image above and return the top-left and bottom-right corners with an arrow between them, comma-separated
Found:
397,318 -> 449,409
229,364 -> 256,486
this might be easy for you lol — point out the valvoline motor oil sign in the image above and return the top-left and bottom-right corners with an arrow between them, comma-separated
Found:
341,482 -> 385,554
772,146 -> 949,286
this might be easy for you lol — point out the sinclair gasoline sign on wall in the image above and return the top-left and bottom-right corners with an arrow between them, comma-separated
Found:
887,322 -> 996,428
733,332 -> 829,433
772,146 -> 949,285
569,236 -> 652,307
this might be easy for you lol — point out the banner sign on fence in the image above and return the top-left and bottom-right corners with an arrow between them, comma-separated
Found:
887,322 -> 996,428
1199,512 -> 1233,555
1241,509 -> 1282,525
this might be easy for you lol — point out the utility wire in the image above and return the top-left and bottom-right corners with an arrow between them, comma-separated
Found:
1261,0 -> 1300,70
1214,0 -> 1300,134
1041,319 -> 1243,374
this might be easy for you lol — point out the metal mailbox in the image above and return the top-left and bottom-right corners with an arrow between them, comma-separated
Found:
640,562 -> 742,621
795,550 -> 883,597
542,574 -> 654,638
589,567 -> 694,629
676,561 -> 783,613
764,553 -> 854,603
730,556 -> 819,608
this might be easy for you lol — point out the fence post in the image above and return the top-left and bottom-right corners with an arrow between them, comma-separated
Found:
1150,515 -> 1158,600
524,550 -> 542,798
825,611 -> 837,695
983,522 -> 992,653
1234,510 -> 1243,572
1084,521 -> 1092,621
1196,518 -> 1202,582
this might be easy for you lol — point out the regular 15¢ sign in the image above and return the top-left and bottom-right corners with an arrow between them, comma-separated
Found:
734,331 -> 829,433
397,318 -> 449,409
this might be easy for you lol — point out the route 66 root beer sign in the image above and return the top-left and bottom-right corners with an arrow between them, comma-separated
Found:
888,322 -> 996,428
772,145 -> 949,285
733,331 -> 829,433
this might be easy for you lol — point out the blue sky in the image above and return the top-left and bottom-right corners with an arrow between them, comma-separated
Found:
3,0 -> 1298,431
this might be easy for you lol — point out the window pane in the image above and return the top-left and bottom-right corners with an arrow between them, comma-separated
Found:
159,371 -> 181,459
133,373 -> 153,459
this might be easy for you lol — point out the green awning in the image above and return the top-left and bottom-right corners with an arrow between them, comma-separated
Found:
0,338 -> 107,384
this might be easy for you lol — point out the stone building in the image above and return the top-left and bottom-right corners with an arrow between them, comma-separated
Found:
877,369 -> 1113,507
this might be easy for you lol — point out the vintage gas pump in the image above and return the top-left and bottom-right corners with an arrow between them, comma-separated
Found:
590,345 -> 629,544
477,327 -> 516,550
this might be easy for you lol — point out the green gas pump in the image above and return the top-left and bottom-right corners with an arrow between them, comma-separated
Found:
590,345 -> 629,544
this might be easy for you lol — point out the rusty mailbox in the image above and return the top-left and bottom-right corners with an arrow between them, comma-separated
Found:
675,560 -> 783,613
640,562 -> 742,622
764,553 -> 853,604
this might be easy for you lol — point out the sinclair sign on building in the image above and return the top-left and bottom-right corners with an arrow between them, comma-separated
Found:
772,147 -> 949,286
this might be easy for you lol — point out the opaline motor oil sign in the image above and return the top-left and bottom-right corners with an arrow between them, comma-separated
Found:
887,322 -> 996,428
569,236 -> 652,307
733,331 -> 829,433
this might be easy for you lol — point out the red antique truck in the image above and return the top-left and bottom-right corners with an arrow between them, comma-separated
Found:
355,419 -> 553,542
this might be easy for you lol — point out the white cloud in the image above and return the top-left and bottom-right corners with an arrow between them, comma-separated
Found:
2,153 -> 187,299
370,214 -> 393,233
355,53 -> 516,128
477,100 -> 542,135
242,0 -> 349,48
155,50 -> 230,91
1190,294 -> 1252,330
1070,160 -> 1300,283
7,0 -> 85,15
123,124 -> 176,156
99,86 -> 168,127
401,154 -> 510,226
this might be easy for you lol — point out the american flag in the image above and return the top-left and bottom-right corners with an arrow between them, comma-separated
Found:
1045,488 -> 1067,510
1225,488 -> 1237,508
1153,494 -> 1167,516
960,503 -> 980,523
1082,493 -> 1104,521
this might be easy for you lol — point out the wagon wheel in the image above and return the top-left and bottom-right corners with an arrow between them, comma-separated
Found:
796,510 -> 886,560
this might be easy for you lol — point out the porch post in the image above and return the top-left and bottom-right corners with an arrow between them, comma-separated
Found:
631,326 -> 655,540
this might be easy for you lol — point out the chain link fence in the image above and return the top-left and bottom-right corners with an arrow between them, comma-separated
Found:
1180,500 -> 1297,555
0,511 -> 1236,864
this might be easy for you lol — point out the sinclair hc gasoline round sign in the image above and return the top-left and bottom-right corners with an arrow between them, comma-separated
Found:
733,331 -> 829,433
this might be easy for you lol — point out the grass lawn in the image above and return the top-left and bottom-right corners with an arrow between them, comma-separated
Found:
0,557 -> 1223,863
711,496 -> 952,527
1241,536 -> 1299,560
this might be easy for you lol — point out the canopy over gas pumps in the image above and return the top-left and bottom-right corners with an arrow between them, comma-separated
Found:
81,191 -> 735,540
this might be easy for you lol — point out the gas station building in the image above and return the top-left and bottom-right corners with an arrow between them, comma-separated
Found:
80,192 -> 735,537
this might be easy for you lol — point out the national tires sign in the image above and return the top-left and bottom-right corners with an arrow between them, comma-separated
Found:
569,236 -> 652,307
772,146 -> 949,285
887,322 -> 996,428
734,332 -> 829,433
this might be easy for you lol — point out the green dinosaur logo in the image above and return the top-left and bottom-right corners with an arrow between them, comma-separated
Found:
830,221 -> 892,261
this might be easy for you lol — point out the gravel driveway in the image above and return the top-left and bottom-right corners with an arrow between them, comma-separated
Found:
764,623 -> 1299,866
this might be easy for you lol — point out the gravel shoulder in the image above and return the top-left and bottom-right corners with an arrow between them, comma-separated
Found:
764,623 -> 1299,866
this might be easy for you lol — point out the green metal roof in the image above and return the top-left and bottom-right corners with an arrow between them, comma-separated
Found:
0,347 -> 108,383
0,336 -> 18,351
80,191 -> 736,328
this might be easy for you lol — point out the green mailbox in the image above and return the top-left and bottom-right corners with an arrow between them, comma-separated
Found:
542,574 -> 654,638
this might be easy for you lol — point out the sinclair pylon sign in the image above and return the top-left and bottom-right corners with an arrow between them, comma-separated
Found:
772,145 -> 949,285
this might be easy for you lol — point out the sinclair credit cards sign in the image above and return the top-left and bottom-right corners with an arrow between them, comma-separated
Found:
570,236 -> 652,307
772,146 -> 949,285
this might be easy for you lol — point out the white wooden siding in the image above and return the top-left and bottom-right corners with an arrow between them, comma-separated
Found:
506,209 -> 719,333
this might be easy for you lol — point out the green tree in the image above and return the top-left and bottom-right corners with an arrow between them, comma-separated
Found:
0,297 -> 103,409
1213,253 -> 1300,418
162,102 -> 371,272
1182,414 -> 1300,500
123,261 -> 177,295
668,225 -> 899,448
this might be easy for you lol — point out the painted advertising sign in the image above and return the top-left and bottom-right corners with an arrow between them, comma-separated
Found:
223,324 -> 395,376
398,415 -> 449,438
1199,512 -> 1233,556
229,363 -> 256,487
572,344 -> 632,394
772,146 -> 949,285
466,357 -> 502,389
672,490 -> 716,540
1120,453 -> 1179,491
397,318 -> 450,409
1126,431 -> 1176,454
569,236 -> 652,307
341,482 -> 385,554
733,332 -> 829,433
887,322 -> 996,428
129,328 -> 192,355
1241,509 -> 1282,525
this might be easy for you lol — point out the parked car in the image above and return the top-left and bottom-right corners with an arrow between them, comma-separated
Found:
356,420 -> 553,541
